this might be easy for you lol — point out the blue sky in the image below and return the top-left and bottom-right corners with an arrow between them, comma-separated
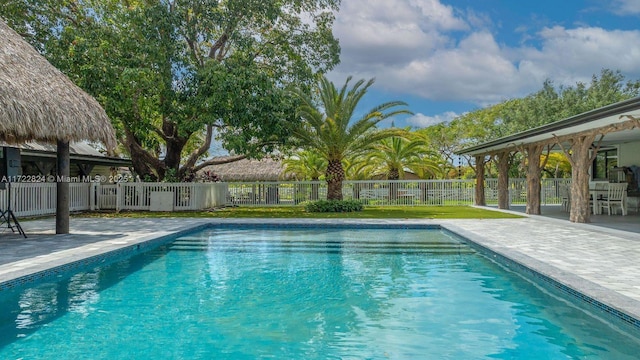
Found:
326,0 -> 640,128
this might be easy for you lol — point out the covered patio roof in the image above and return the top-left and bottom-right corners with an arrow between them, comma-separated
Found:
458,96 -> 640,156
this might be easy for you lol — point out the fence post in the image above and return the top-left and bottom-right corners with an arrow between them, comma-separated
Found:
90,182 -> 96,211
115,183 -> 121,212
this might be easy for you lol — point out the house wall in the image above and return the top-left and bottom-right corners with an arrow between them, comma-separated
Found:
619,141 -> 640,167
21,162 -> 128,183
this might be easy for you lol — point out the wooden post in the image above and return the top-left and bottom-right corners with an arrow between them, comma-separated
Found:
524,144 -> 545,215
554,131 -> 602,223
56,140 -> 70,234
567,134 -> 597,223
474,155 -> 486,206
496,151 -> 511,209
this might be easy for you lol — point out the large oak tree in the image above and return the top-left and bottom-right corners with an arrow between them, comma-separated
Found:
2,0 -> 341,180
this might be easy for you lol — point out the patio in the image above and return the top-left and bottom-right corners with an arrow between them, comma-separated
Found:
504,204 -> 640,233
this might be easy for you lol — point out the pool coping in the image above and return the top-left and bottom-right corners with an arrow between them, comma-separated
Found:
0,219 -> 212,289
1,218 -> 639,332
441,222 -> 640,330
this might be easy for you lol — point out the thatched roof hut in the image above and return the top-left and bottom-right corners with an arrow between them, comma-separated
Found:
0,20 -> 115,148
0,19 -> 116,234
200,156 -> 295,182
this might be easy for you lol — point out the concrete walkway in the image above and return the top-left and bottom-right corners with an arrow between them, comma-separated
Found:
1,215 -> 639,324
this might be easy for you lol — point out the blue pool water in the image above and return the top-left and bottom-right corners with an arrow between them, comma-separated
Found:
1,226 -> 639,359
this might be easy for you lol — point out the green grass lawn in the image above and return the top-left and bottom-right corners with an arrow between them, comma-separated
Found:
75,206 -> 523,219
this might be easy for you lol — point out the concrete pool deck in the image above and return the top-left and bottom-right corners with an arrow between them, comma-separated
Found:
1,215 -> 640,325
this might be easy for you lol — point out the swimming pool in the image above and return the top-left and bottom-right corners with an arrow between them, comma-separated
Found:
1,224 -> 639,359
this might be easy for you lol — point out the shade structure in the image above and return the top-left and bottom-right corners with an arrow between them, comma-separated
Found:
0,19 -> 117,234
0,20 -> 116,148
199,156 -> 295,182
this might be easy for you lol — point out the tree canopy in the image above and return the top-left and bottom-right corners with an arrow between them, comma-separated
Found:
2,0 -> 341,180
420,69 -> 640,178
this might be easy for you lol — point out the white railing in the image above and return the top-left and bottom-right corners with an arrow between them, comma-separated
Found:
0,182 -> 228,217
226,180 -> 477,206
105,182 -> 228,211
0,178 -> 571,217
344,180 -> 476,206
0,182 -> 91,217
484,178 -> 571,206
227,181 -> 327,206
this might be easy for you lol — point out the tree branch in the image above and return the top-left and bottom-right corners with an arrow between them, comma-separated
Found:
181,125 -> 214,175
185,34 -> 203,67
192,154 -> 248,173
553,134 -> 575,167
208,32 -> 229,59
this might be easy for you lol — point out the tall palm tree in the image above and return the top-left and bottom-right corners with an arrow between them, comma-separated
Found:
290,76 -> 412,200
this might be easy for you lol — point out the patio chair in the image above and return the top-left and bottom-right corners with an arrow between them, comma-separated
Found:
599,182 -> 628,215
590,182 -> 608,214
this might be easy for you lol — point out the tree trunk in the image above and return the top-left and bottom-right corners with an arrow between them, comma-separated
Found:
474,155 -> 486,206
164,135 -> 188,178
496,151 -> 510,209
124,129 -> 164,181
568,135 -> 596,223
327,179 -> 343,200
326,159 -> 345,200
388,168 -> 399,180
525,145 -> 544,215
128,145 -> 159,181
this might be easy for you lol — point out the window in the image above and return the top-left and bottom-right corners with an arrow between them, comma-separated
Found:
592,148 -> 617,180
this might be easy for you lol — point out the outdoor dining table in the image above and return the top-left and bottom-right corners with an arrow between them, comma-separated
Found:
590,187 -> 608,215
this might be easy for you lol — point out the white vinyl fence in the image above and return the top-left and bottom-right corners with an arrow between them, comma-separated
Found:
0,182 -> 91,217
227,179 -> 570,207
0,179 -> 569,218
345,180 -> 476,206
100,182 -> 229,211
484,178 -> 572,206
0,182 -> 228,217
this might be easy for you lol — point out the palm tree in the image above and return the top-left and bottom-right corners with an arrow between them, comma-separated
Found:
344,155 -> 378,180
283,149 -> 327,201
366,134 -> 426,180
282,150 -> 327,181
290,76 -> 412,200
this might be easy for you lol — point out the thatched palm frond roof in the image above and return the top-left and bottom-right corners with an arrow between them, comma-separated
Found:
0,20 -> 116,149
200,156 -> 295,182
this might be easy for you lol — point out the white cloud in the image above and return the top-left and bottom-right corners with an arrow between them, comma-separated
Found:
330,0 -> 466,79
406,111 -> 459,127
330,0 -> 640,108
383,32 -> 527,104
611,0 -> 640,15
517,26 -> 640,85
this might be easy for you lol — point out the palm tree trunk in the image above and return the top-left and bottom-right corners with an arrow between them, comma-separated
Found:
388,168 -> 400,180
326,159 -> 345,200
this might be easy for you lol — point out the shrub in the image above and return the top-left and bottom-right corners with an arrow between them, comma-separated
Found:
303,199 -> 364,213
